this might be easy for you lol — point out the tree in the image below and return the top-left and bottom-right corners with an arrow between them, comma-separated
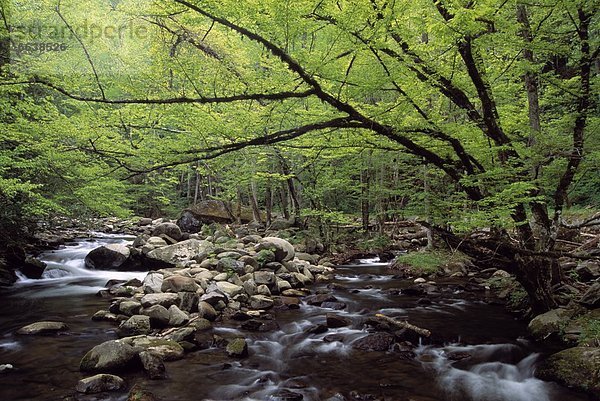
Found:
2,0 -> 598,312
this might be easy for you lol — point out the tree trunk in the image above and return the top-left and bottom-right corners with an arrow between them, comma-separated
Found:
361,163 -> 370,232
265,180 -> 273,227
279,182 -> 290,220
249,181 -> 262,224
513,255 -> 559,315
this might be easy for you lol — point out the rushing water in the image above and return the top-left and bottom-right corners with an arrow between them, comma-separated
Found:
0,238 -> 592,401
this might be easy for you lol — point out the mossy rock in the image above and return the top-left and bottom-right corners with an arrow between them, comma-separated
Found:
225,338 -> 248,358
536,347 -> 600,396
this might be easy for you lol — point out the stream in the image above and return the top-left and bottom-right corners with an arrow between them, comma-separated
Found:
0,236 -> 592,401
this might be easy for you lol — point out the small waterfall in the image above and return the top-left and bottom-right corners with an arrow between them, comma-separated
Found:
13,233 -> 144,298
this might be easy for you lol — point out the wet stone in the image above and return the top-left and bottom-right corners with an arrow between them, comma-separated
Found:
352,333 -> 395,352
76,373 -> 125,394
272,389 -> 304,401
139,351 -> 166,380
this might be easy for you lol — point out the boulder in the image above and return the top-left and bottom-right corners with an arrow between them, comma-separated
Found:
226,338 -> 249,358
177,210 -> 203,234
198,301 -> 217,321
142,272 -> 163,294
326,313 -> 351,328
216,281 -> 244,298
85,244 -> 131,270
142,305 -> 170,327
536,347 -> 600,396
255,237 -> 295,262
146,239 -> 214,269
16,321 -> 68,335
268,218 -> 295,230
119,300 -> 142,316
352,333 -> 395,351
140,293 -> 180,309
80,340 -> 139,372
579,282 -> 600,308
122,336 -> 184,361
249,295 -> 274,310
183,200 -> 256,224
138,218 -> 153,226
117,315 -> 151,337
139,351 -> 166,380
20,257 -> 46,279
146,236 -> 168,247
161,275 -> 199,293
575,261 -> 600,281
168,305 -> 189,326
528,308 -> 573,340
254,271 -> 276,287
76,374 -> 125,394
151,222 -> 182,241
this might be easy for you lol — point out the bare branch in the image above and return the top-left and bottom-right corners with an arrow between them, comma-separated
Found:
0,78 -> 316,104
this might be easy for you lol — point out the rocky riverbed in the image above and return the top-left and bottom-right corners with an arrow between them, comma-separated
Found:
1,216 -> 599,400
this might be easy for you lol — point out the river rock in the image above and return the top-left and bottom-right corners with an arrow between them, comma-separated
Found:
326,313 -> 351,328
243,279 -> 258,296
139,351 -> 166,380
117,315 -> 151,337
575,261 -> 600,281
528,308 -> 573,340
142,305 -> 170,327
536,347 -> 600,396
254,271 -> 276,286
80,340 -> 139,372
127,384 -> 159,401
198,301 -> 217,321
241,319 -> 280,332
249,295 -> 274,310
216,281 -> 244,298
179,292 -> 199,313
305,293 -> 337,306
151,222 -> 182,241
122,336 -> 184,361
226,338 -> 249,358
352,333 -> 395,351
20,257 -> 46,279
579,282 -> 600,308
85,244 -> 131,270
161,275 -> 199,293
165,327 -> 197,343
141,293 -> 180,308
272,389 -> 304,401
256,237 -> 295,262
119,300 -> 142,316
16,321 -> 69,335
200,288 -> 228,305
146,239 -> 214,269
177,210 -> 203,234
76,373 -> 125,394
142,272 -> 163,294
92,310 -> 119,322
168,305 -> 189,326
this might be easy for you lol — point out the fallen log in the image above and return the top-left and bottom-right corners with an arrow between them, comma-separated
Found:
374,314 -> 431,337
